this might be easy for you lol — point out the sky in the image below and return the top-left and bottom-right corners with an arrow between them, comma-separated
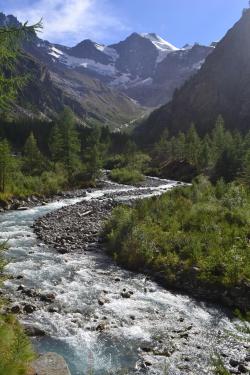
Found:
0,0 -> 249,47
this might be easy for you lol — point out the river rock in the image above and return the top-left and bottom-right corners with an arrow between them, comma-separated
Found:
23,323 -> 46,337
230,359 -> 240,367
23,304 -> 36,314
40,293 -> 56,303
238,364 -> 249,373
121,290 -> 133,298
17,206 -> 29,211
30,352 -> 71,375
17,284 -> 25,292
11,304 -> 22,314
98,297 -> 109,306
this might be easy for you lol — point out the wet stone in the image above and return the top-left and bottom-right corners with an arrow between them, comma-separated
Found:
238,364 -> 249,373
40,293 -> 56,303
11,304 -> 22,314
230,359 -> 240,367
23,304 -> 36,314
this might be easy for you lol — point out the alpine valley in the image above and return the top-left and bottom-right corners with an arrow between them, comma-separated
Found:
1,5 -> 250,375
0,12 -> 214,128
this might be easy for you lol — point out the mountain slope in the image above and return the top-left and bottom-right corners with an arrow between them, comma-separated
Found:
0,13 -> 142,128
0,12 -> 214,126
136,9 -> 250,144
43,32 -> 213,107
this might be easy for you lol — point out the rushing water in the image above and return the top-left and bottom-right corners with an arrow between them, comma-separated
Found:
0,180 -> 249,375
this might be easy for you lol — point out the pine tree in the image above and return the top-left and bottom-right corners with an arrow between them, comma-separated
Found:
49,107 -> 80,178
22,132 -> 45,175
199,138 -> 211,170
185,123 -> 201,164
49,124 -> 63,163
83,126 -> 103,181
211,115 -> 226,161
0,139 -> 13,193
174,132 -> 186,160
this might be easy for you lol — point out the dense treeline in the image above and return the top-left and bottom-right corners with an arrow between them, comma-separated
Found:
151,115 -> 250,184
0,109 -> 152,200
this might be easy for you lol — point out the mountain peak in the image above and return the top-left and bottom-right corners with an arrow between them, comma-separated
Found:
140,32 -> 179,52
0,12 -> 20,27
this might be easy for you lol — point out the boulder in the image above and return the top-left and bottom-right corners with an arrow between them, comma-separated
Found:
30,352 -> 71,375
23,304 -> 36,314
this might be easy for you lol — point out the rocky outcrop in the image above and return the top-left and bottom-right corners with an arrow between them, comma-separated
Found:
30,353 -> 71,375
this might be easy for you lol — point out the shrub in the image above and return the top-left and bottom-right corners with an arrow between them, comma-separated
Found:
104,177 -> 250,294
109,168 -> 145,185
0,315 -> 35,375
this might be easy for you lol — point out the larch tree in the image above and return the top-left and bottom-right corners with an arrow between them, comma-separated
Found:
49,107 -> 80,179
23,132 -> 45,175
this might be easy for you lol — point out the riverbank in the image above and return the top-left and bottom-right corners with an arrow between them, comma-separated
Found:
1,178 -> 249,375
34,179 -> 250,313
0,187 -> 88,212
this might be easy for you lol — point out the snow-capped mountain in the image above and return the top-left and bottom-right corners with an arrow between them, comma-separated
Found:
31,31 -> 214,107
0,12 -> 215,124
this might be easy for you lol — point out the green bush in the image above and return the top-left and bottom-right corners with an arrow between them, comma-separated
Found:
104,176 -> 250,289
109,168 -> 145,185
0,315 -> 35,375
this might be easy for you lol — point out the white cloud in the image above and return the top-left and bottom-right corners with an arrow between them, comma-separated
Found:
10,0 -> 129,45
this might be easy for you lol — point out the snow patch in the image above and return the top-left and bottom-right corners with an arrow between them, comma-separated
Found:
47,46 -> 117,76
94,44 -> 119,61
140,33 -> 179,63
48,46 -> 64,59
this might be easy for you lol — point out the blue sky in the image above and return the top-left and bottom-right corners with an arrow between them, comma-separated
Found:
0,0 -> 249,47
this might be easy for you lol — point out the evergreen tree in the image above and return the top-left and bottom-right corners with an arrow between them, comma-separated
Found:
185,123 -> 200,164
0,21 -> 42,112
49,124 -> 62,163
213,145 -> 242,182
49,107 -> 80,178
199,138 -> 211,170
22,132 -> 45,175
83,126 -> 103,181
241,150 -> 250,186
211,115 -> 226,161
0,139 -> 13,193
174,132 -> 186,160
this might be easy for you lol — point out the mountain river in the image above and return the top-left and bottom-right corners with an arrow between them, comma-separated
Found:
0,178 -> 249,374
